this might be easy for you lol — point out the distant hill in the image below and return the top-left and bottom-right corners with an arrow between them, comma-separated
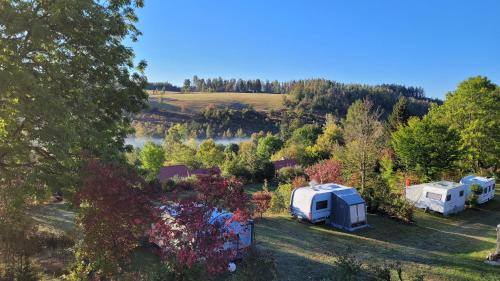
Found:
135,79 -> 441,138
147,91 -> 284,113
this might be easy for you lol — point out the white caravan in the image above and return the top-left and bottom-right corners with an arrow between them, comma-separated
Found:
290,183 -> 368,231
405,181 -> 467,215
460,175 -> 496,204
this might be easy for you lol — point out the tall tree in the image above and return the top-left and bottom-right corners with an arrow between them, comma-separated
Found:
428,76 -> 500,174
342,100 -> 384,191
182,79 -> 191,92
0,0 -> 147,197
388,96 -> 410,131
392,117 -> 460,181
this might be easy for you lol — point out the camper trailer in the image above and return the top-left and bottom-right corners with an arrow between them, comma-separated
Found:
460,175 -> 496,204
290,183 -> 368,231
405,181 -> 467,215
152,206 -> 254,258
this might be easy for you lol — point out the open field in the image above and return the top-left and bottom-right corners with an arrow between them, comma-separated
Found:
255,191 -> 500,281
148,91 -> 285,113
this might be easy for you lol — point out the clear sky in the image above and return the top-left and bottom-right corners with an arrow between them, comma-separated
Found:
130,0 -> 500,99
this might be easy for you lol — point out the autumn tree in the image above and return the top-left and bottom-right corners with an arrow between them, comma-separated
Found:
252,191 -> 272,219
342,100 -> 384,191
74,160 -> 155,277
312,116 -> 343,159
150,175 -> 252,276
305,159 -> 343,184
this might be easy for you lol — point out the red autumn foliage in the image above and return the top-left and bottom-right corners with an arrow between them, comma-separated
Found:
381,147 -> 395,161
291,176 -> 308,188
75,160 -> 155,265
305,159 -> 343,184
252,191 -> 272,219
150,175 -> 252,275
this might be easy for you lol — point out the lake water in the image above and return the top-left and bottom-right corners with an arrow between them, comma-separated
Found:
125,136 -> 251,149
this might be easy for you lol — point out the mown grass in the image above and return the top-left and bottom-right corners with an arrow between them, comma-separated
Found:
148,91 -> 284,113
255,191 -> 500,281
27,192 -> 500,280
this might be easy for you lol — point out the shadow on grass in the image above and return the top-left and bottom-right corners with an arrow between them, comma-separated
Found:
255,198 -> 500,281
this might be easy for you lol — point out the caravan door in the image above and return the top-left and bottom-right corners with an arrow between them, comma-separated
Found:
350,203 -> 366,225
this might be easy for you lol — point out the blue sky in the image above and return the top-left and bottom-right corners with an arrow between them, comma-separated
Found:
130,0 -> 499,99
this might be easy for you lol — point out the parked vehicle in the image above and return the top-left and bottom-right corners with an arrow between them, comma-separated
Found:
405,181 -> 467,215
151,205 -> 254,259
290,183 -> 368,231
460,175 -> 496,204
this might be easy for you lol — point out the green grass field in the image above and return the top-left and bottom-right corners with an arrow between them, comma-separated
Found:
148,91 -> 285,113
254,192 -> 500,281
29,192 -> 500,280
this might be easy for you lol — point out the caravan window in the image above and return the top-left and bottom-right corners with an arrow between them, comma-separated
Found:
446,194 -> 451,201
459,190 -> 464,197
316,200 -> 328,210
426,192 -> 442,201
483,188 -> 488,194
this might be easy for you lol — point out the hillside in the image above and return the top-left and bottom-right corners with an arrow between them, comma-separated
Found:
133,87 -> 437,138
132,92 -> 286,137
147,91 -> 285,113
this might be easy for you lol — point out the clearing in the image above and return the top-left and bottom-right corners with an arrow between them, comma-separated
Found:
147,91 -> 285,114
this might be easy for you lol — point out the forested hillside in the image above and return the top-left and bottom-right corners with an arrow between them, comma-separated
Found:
137,78 -> 439,138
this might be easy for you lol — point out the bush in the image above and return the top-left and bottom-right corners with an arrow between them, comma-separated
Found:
162,176 -> 197,192
276,166 -> 305,184
270,183 -> 293,213
363,180 -> 414,223
466,184 -> 482,207
252,191 -> 272,219
291,176 -> 308,189
305,159 -> 343,184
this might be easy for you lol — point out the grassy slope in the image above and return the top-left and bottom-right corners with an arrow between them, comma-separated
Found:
147,91 -> 284,114
255,191 -> 500,281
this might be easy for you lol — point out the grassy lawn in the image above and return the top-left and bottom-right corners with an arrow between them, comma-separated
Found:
28,202 -> 77,280
26,193 -> 500,280
244,183 -> 277,195
148,91 -> 284,113
255,192 -> 500,281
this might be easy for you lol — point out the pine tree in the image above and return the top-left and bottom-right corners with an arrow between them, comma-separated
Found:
388,96 -> 409,131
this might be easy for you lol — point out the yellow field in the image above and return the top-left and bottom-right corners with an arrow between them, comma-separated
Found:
148,91 -> 284,113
